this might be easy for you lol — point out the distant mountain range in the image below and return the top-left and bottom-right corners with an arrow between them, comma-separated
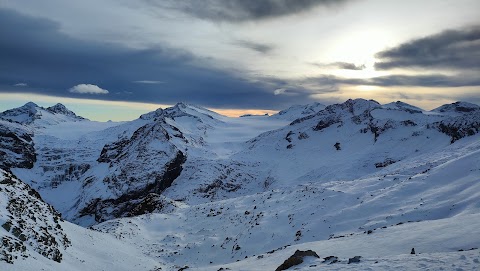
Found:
1,99 -> 479,270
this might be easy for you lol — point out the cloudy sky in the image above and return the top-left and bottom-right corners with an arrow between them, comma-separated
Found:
1,0 -> 479,120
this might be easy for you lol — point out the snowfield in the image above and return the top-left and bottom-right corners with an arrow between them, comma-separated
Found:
0,99 -> 479,270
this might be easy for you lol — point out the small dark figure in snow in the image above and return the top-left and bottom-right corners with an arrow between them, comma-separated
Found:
334,142 -> 341,151
410,248 -> 416,255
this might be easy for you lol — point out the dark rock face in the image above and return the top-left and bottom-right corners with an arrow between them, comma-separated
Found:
401,120 -> 417,126
197,179 -> 241,196
297,132 -> 309,140
375,158 -> 396,168
96,120 -> 186,194
348,256 -> 361,264
127,193 -> 172,217
0,123 -> 36,170
285,131 -> 294,143
313,117 -> 340,131
81,150 -> 186,223
51,164 -> 91,188
97,138 -> 130,164
275,250 -> 320,271
322,256 -> 338,264
192,161 -> 253,201
366,120 -> 395,142
0,171 -> 70,264
435,113 -> 480,143
432,101 -> 480,113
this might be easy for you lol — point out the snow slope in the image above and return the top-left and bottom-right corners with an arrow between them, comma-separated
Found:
0,169 -> 161,271
203,214 -> 480,271
0,99 -> 479,270
8,102 -> 288,225
271,102 -> 326,121
90,135 -> 480,268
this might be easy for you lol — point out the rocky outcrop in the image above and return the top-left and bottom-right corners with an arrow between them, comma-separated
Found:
427,101 -> 480,143
0,170 -> 70,264
0,122 -> 36,170
275,250 -> 320,271
432,101 -> 480,113
348,256 -> 362,264
81,150 -> 186,223
434,113 -> 480,143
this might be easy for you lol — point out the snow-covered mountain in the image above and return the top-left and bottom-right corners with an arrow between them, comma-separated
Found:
0,102 -> 85,126
0,99 -> 479,270
432,101 -> 480,114
271,102 -> 326,121
382,100 -> 424,113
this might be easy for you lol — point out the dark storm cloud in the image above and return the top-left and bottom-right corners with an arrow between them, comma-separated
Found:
235,40 -> 274,54
355,74 -> 480,87
143,0 -> 350,22
311,61 -> 366,70
375,26 -> 480,70
0,8 -> 312,110
302,74 -> 480,87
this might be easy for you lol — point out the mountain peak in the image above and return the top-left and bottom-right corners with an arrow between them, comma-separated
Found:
0,102 -> 41,124
336,98 -> 381,116
382,101 -> 424,113
140,108 -> 164,120
272,102 -> 326,121
345,98 -> 380,106
23,102 -> 39,108
0,102 -> 86,124
174,102 -> 188,109
432,101 -> 480,113
46,103 -> 76,116
139,103 -> 217,121
289,99 -> 380,126
165,102 -> 220,121
48,103 -> 67,110
46,103 -> 86,120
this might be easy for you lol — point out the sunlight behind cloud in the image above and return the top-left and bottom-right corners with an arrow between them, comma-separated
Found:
354,85 -> 383,92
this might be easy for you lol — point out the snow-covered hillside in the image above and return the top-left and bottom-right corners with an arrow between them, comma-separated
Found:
0,102 -> 85,126
0,170 -> 161,271
271,102 -> 326,121
0,99 -> 479,270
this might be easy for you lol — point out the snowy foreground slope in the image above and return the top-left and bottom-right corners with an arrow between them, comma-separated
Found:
0,170 -> 159,270
0,99 -> 479,270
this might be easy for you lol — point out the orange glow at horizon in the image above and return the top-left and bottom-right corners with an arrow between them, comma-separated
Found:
209,108 -> 279,117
